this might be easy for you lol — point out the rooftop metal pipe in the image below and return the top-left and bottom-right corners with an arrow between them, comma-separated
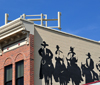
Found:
5,13 -> 9,24
23,14 -> 26,19
41,13 -> 43,26
58,12 -> 61,30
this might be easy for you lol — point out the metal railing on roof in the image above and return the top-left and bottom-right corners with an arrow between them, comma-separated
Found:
5,12 -> 61,30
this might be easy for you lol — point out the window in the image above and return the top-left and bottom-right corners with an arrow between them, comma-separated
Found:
16,61 -> 24,85
5,65 -> 12,85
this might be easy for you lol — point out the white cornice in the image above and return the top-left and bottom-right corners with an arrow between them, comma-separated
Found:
0,18 -> 34,41
0,17 -> 99,45
0,18 -> 34,55
0,18 -> 33,29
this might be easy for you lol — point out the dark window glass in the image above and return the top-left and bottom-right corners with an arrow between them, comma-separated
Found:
16,61 -> 24,85
5,65 -> 12,85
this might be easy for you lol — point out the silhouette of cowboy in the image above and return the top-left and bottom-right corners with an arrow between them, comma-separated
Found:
85,52 -> 98,83
67,47 -> 76,58
86,53 -> 94,70
66,47 -> 83,85
55,45 -> 63,56
96,57 -> 100,80
38,41 -> 54,85
67,47 -> 77,66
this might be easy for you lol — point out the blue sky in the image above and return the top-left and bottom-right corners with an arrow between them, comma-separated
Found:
0,0 -> 100,41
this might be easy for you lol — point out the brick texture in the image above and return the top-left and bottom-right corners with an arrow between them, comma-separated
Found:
0,34 -> 34,85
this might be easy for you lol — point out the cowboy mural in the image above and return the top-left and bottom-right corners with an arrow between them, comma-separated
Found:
81,53 -> 98,84
66,47 -> 83,85
96,57 -> 100,80
53,45 -> 70,85
38,41 -> 54,85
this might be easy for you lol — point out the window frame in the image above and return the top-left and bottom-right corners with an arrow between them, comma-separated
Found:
4,64 -> 12,85
15,60 -> 24,85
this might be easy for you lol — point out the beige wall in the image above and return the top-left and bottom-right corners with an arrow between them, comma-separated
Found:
34,26 -> 100,85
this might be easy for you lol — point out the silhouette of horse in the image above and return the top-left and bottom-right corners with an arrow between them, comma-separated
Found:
81,63 -> 99,84
66,57 -> 83,85
53,45 -> 70,85
59,60 -> 70,85
53,57 -> 70,85
42,59 -> 54,85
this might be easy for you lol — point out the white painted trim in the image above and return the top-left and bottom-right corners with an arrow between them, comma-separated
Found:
34,24 -> 100,45
0,18 -> 34,42
0,28 -> 25,40
1,17 -> 99,45
0,21 -> 23,34
0,18 -> 33,30
26,32 -> 29,45
0,25 -> 24,37
3,39 -> 27,53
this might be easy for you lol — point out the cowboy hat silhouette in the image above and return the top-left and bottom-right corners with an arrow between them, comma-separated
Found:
86,52 -> 91,56
70,46 -> 74,52
56,45 -> 60,49
41,41 -> 49,46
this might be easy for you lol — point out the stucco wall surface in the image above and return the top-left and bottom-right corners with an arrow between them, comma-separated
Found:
34,26 -> 100,85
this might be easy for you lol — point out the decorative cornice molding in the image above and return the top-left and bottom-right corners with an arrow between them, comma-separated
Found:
0,21 -> 23,34
0,18 -> 34,41
0,18 -> 34,55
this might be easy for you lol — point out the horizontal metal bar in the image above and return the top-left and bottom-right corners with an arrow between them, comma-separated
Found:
27,19 -> 41,21
26,14 -> 47,17
48,26 -> 58,28
27,19 -> 58,21
26,15 -> 41,17
45,19 -> 58,21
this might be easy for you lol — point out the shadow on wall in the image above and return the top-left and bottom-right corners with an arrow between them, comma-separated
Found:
38,41 -> 99,85
34,28 -> 43,85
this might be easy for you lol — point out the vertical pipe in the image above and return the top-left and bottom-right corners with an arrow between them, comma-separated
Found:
41,13 -> 43,26
23,14 -> 26,19
45,15 -> 47,27
5,13 -> 8,24
58,12 -> 61,30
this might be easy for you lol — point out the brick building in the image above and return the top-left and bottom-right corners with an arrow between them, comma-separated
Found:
0,13 -> 100,85
0,18 -> 34,85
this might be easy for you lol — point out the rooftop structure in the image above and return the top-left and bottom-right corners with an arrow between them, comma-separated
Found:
0,12 -> 100,85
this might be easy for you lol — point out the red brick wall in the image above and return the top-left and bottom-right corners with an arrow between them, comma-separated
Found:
0,34 -> 34,85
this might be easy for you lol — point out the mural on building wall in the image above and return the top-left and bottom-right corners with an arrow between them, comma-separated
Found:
96,57 -> 100,80
38,41 -> 54,85
53,45 -> 69,85
38,41 -> 99,85
66,47 -> 83,85
81,53 -> 99,84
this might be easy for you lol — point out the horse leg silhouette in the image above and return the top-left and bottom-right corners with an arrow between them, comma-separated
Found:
50,75 -> 52,85
44,75 -> 49,85
92,71 -> 99,81
60,79 -> 62,85
64,81 -> 66,85
72,79 -> 74,85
